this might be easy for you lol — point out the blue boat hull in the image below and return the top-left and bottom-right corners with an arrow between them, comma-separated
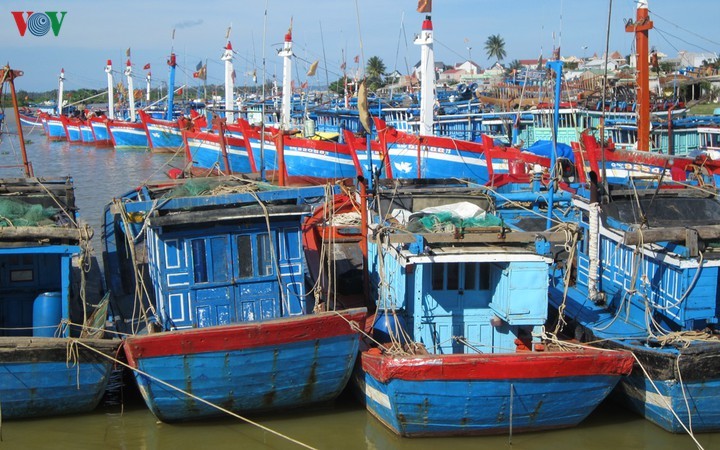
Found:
79,125 -> 95,143
124,309 -> 366,422
145,123 -> 184,151
358,350 -> 632,437
108,125 -> 148,148
614,371 -> 720,433
186,136 -> 253,173
0,338 -> 117,419
46,119 -> 66,141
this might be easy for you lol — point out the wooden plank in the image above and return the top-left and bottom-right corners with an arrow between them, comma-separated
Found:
147,203 -> 311,227
0,226 -> 90,241
623,225 -> 720,245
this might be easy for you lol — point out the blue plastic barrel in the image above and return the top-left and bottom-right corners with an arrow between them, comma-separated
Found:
33,292 -> 62,337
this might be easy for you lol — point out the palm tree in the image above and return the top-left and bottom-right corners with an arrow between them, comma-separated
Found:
484,34 -> 506,64
366,56 -> 386,79
365,56 -> 387,91
506,59 -> 523,76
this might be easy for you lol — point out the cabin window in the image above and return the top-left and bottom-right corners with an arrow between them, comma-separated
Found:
236,232 -> 274,279
432,262 -> 492,291
237,235 -> 253,278
256,233 -> 273,276
446,263 -> 459,290
191,240 -> 208,283
191,237 -> 230,283
10,269 -> 33,282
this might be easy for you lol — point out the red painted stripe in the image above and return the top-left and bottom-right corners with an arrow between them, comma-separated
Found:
123,308 -> 366,365
361,349 -> 634,383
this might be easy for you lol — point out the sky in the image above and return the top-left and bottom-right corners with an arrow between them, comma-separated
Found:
1,0 -> 719,92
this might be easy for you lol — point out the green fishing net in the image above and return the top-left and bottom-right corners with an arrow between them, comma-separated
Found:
407,211 -> 502,233
0,198 -> 59,227
162,179 -> 278,199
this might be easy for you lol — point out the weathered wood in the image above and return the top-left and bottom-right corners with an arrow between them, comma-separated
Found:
147,204 -> 311,227
623,225 -> 720,246
0,226 -> 91,241
388,229 -> 577,246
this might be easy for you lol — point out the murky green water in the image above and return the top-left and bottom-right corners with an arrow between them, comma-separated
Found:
0,117 -> 718,449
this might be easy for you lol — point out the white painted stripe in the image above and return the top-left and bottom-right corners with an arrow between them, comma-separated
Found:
365,384 -> 392,409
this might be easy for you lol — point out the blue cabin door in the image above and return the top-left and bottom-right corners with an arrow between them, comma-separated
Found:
418,261 -> 494,354
188,235 -> 234,328
156,222 -> 306,329
233,231 -> 281,321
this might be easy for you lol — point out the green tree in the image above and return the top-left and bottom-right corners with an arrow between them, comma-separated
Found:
506,59 -> 523,76
365,56 -> 387,92
484,34 -> 506,64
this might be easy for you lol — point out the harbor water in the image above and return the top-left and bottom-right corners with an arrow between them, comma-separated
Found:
1,118 -> 719,449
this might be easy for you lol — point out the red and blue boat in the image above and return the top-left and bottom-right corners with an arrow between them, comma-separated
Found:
356,178 -> 633,437
103,177 -> 366,422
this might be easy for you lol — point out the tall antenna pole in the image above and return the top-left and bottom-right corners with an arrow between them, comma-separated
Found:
222,41 -> 235,122
125,59 -> 136,122
626,0 -> 653,151
415,15 -> 435,136
106,60 -> 115,119
57,69 -> 65,116
279,19 -> 293,130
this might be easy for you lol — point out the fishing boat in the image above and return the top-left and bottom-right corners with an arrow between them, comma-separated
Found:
186,28 -> 361,182
17,107 -> 44,128
0,65 -> 119,420
60,114 -> 85,144
139,108 -> 200,153
40,111 -> 67,141
87,114 -> 112,146
356,177 -> 633,437
182,118 -> 256,176
525,1 -> 720,435
103,176 -> 365,422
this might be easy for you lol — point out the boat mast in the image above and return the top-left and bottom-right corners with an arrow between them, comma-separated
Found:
546,59 -> 564,230
146,70 -> 151,104
2,66 -> 33,177
626,0 -> 653,151
125,59 -> 136,122
222,41 -> 235,123
166,53 -> 177,121
415,15 -> 435,136
57,68 -> 65,116
105,60 -> 115,119
279,20 -> 293,130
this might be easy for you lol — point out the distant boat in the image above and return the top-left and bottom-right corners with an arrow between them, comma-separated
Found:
39,112 -> 67,141
182,119 -> 256,176
87,114 -> 112,146
0,65 -> 119,420
106,118 -> 149,149
103,177 -> 366,422
138,109 -> 182,152
60,114 -> 86,144
355,178 -> 633,437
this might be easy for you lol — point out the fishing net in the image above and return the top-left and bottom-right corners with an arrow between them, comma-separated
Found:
407,211 -> 502,233
406,202 -> 503,233
0,198 -> 59,227
162,179 -> 277,199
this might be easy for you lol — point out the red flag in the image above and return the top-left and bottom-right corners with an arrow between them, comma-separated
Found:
354,55 -> 359,64
143,63 -> 151,70
417,0 -> 432,13
340,61 -> 346,71
177,88 -> 183,96
301,81 -> 308,89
